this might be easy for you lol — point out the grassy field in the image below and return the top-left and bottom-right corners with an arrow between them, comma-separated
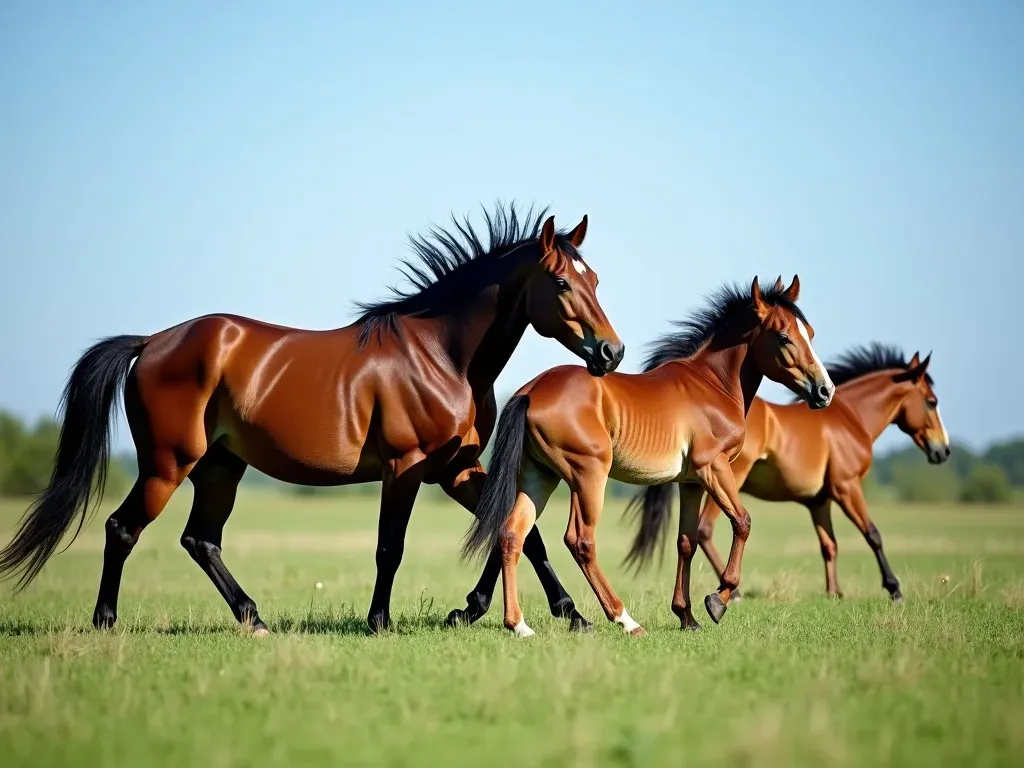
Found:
0,488 -> 1022,767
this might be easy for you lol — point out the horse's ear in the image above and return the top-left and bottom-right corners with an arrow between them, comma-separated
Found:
751,276 -> 770,320
908,351 -> 921,368
773,275 -> 785,292
540,215 -> 556,253
566,214 -> 588,248
896,352 -> 932,383
784,274 -> 800,302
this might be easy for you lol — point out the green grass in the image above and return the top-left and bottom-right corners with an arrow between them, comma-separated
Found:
1,488 -> 1022,767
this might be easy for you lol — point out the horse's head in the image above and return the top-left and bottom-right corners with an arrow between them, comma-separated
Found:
524,215 -> 624,376
748,275 -> 834,410
893,352 -> 950,464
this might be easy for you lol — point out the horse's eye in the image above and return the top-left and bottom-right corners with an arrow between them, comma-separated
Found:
926,399 -> 938,410
554,276 -> 571,293
777,333 -> 791,346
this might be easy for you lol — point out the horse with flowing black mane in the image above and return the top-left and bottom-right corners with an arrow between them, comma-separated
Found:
0,202 -> 624,635
462,276 -> 834,637
626,343 -> 949,605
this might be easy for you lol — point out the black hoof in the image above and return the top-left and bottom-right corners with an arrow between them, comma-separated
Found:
445,609 -> 468,628
366,612 -> 392,634
93,606 -> 117,630
569,613 -> 595,633
704,593 -> 728,624
682,619 -> 702,632
891,591 -> 905,605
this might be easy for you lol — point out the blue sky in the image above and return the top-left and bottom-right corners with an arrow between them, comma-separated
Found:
1,2 -> 1021,453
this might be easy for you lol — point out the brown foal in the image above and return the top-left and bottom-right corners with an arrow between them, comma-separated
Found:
0,204 -> 624,635
627,343 -> 949,606
463,276 -> 835,636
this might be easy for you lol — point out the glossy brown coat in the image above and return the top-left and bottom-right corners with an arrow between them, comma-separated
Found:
0,206 -> 624,635
695,348 -> 949,603
462,277 -> 835,636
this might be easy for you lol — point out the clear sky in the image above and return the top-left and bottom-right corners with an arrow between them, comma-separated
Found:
1,2 -> 1021,453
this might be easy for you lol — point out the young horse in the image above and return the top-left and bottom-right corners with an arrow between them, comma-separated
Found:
462,276 -> 834,636
0,204 -> 625,635
626,343 -> 949,605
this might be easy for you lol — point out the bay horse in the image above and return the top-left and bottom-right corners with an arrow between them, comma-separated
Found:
461,276 -> 835,637
625,343 -> 950,607
0,203 -> 625,636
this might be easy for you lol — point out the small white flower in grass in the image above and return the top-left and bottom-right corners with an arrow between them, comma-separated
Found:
315,582 -> 323,590
940,574 -> 950,584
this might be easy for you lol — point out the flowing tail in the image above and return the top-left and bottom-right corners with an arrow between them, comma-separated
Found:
622,483 -> 676,572
0,334 -> 147,591
461,394 -> 531,563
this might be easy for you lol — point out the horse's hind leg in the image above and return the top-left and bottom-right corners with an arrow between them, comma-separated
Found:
93,452 -> 191,630
179,443 -> 268,634
441,467 -> 592,632
564,466 -> 645,636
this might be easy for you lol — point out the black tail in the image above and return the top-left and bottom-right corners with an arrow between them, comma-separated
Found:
461,395 -> 531,563
622,483 -> 677,572
0,334 -> 147,591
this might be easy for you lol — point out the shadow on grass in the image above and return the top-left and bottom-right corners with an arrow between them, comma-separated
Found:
0,600 -> 452,638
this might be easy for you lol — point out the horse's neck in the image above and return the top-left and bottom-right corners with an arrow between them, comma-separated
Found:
836,372 -> 909,443
691,341 -> 763,415
436,274 -> 531,395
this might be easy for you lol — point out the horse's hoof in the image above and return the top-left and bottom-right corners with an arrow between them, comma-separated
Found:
251,626 -> 271,638
445,609 -> 468,628
629,626 -> 647,637
366,613 -> 392,634
682,619 -> 702,632
891,591 -> 905,606
704,593 -> 728,624
92,607 -> 117,631
510,618 -> 535,638
569,614 -> 595,633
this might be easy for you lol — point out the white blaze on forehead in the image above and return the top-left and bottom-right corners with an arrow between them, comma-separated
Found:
796,318 -> 831,387
614,609 -> 641,633
572,257 -> 587,274
936,405 -> 950,445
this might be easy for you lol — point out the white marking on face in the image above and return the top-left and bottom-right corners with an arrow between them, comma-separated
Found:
572,258 -> 587,275
936,405 -> 950,445
513,617 -> 535,638
796,318 -> 832,389
614,609 -> 641,634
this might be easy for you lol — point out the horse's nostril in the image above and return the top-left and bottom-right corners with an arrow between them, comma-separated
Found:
598,341 -> 615,363
817,383 -> 831,401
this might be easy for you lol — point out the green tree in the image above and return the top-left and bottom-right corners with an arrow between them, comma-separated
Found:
959,463 -> 1013,504
983,439 -> 1024,487
889,460 -> 960,502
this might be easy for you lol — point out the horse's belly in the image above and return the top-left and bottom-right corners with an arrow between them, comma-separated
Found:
743,459 -> 822,502
610,449 -> 687,485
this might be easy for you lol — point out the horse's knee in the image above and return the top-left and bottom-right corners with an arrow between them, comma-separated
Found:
105,516 -> 139,558
677,534 -> 697,560
732,510 -> 751,541
564,531 -> 595,566
697,519 -> 715,544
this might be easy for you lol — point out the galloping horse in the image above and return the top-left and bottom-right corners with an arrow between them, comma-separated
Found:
626,343 -> 950,604
0,204 -> 625,635
462,276 -> 834,636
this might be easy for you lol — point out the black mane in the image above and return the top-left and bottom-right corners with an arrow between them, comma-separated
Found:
354,202 -> 577,346
641,281 -> 807,371
825,342 -> 934,387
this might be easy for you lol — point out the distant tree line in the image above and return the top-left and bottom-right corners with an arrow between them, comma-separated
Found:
0,408 -> 1019,505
